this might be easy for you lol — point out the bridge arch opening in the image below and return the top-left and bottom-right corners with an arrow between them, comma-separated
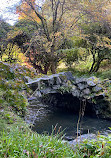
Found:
41,93 -> 96,116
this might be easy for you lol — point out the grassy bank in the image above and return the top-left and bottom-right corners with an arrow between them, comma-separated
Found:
0,109 -> 111,158
0,111 -> 75,157
57,60 -> 111,80
0,61 -> 111,158
0,61 -> 75,157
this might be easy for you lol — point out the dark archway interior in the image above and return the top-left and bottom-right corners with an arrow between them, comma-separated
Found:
41,93 -> 96,116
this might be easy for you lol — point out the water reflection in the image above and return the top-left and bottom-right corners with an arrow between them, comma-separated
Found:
25,101 -> 111,138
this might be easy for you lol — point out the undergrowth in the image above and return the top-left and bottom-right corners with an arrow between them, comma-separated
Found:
57,59 -> 111,80
0,61 -> 37,116
75,132 -> 111,158
0,127 -> 75,158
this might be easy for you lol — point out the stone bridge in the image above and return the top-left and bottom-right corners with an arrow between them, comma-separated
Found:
26,72 -> 103,99
26,72 -> 111,119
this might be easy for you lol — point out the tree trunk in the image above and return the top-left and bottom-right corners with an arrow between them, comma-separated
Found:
93,58 -> 103,72
44,62 -> 50,74
33,63 -> 48,74
0,53 -> 2,61
89,49 -> 96,73
89,60 -> 95,73
50,62 -> 57,74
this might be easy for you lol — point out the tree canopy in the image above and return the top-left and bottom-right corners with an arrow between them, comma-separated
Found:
0,0 -> 111,74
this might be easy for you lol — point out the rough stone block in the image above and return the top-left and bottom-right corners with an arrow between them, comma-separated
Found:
72,89 -> 80,97
77,83 -> 88,90
34,91 -> 42,97
75,78 -> 87,84
83,88 -> 91,95
93,85 -> 102,92
87,77 -> 101,87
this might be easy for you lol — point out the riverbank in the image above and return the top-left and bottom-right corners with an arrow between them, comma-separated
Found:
1,106 -> 111,158
0,110 -> 76,157
0,61 -> 111,157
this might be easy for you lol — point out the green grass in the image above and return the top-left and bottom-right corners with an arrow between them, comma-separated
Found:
57,66 -> 111,79
0,110 -> 76,158
0,128 -> 75,158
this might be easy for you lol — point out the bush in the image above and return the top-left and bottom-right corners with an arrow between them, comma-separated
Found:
58,48 -> 87,68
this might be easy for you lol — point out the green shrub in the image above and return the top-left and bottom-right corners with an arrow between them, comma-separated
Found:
0,62 -> 36,116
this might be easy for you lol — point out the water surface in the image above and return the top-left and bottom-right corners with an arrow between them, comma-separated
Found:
25,100 -> 111,138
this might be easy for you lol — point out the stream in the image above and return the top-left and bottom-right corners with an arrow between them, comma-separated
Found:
25,100 -> 111,139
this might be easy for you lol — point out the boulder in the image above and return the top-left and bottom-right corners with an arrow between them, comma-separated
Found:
69,134 -> 97,146
77,83 -> 88,90
83,88 -> 91,95
75,78 -> 86,84
93,85 -> 102,92
72,89 -> 80,97
87,76 -> 101,87
64,71 -> 75,81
